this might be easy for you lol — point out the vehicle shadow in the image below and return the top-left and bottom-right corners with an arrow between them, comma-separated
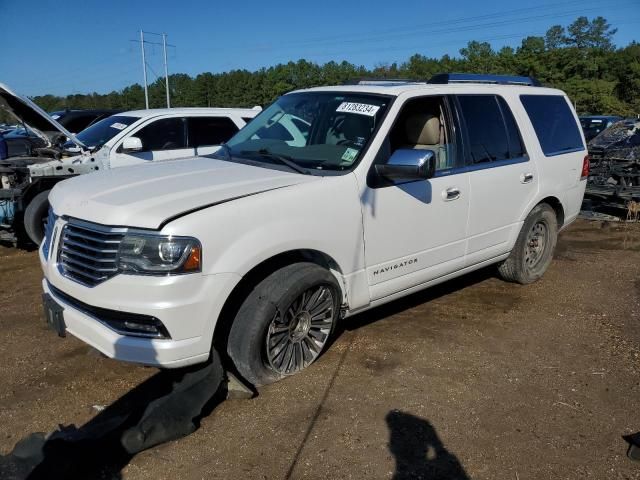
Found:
387,410 -> 469,480
336,265 -> 496,337
0,358 -> 225,480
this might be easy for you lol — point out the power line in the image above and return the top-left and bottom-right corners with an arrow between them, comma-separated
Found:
230,0 -> 635,58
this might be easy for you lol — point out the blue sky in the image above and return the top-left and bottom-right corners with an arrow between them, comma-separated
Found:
1,0 -> 638,96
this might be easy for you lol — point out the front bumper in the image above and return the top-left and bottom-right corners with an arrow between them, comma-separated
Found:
40,241 -> 241,368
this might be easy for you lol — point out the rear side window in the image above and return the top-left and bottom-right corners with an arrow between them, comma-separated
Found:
520,95 -> 584,156
136,117 -> 187,151
457,95 -> 511,163
188,116 -> 239,147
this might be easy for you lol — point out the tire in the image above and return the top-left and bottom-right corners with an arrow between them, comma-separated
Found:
24,190 -> 51,245
497,203 -> 558,285
227,262 -> 340,387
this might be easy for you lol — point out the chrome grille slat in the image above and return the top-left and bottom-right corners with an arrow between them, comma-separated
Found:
60,253 -> 119,272
64,230 -> 123,244
61,237 -> 119,254
60,246 -> 118,262
61,263 -> 109,282
58,220 -> 125,287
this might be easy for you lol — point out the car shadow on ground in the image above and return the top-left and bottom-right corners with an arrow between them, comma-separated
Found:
387,410 -> 470,480
336,265 -> 496,337
0,359 -> 225,480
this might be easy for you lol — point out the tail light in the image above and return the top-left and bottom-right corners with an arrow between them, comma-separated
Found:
580,155 -> 590,180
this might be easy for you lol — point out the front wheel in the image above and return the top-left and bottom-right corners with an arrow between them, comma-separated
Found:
24,190 -> 51,245
497,203 -> 558,284
227,263 -> 340,387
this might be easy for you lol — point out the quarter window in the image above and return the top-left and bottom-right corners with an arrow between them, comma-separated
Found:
188,116 -> 239,147
520,95 -> 584,156
135,117 -> 187,151
497,97 -> 526,158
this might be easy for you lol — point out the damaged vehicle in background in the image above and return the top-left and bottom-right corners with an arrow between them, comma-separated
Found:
583,118 -> 640,218
0,83 -> 261,245
2,109 -> 121,159
579,115 -> 623,142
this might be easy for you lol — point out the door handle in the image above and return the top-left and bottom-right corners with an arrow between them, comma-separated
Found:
521,172 -> 534,184
443,187 -> 461,201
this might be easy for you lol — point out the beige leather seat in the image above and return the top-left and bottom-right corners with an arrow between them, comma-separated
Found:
404,113 -> 440,150
403,113 -> 448,168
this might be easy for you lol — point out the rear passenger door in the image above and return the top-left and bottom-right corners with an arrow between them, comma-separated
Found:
455,95 -> 538,266
188,116 -> 240,156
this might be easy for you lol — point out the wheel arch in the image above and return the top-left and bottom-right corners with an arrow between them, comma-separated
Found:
212,248 -> 346,354
535,195 -> 565,228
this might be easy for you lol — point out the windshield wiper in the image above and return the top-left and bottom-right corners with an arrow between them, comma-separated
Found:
241,148 -> 311,175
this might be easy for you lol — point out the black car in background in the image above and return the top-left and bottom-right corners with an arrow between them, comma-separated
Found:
49,109 -> 122,134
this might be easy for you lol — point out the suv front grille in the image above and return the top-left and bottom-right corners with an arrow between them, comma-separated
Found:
58,220 -> 126,287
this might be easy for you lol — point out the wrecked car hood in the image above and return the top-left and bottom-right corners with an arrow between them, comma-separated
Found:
588,120 -> 640,159
49,157 -> 318,229
0,83 -> 86,151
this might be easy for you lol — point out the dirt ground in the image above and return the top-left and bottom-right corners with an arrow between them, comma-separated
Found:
0,219 -> 639,479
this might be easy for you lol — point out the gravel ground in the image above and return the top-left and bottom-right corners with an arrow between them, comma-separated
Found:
0,219 -> 638,479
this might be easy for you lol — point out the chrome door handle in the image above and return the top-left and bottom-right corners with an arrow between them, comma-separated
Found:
443,187 -> 461,201
521,172 -> 534,184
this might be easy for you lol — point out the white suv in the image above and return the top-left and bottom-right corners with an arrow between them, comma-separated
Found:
40,74 -> 588,386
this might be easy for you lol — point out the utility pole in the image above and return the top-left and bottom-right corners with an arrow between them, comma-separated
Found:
162,33 -> 170,108
140,29 -> 149,109
131,31 -> 175,109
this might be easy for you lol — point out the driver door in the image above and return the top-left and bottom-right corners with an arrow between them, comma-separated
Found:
361,95 -> 470,301
110,117 -> 194,168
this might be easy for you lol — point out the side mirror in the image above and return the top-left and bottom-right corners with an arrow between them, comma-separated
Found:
375,149 -> 436,181
121,136 -> 143,152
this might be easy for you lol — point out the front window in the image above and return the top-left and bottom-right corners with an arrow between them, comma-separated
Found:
223,92 -> 390,173
74,115 -> 138,149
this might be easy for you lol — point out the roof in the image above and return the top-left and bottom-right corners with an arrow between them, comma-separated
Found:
294,83 -> 565,97
121,107 -> 262,118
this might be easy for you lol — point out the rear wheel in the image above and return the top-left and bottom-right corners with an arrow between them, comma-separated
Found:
227,262 -> 340,387
24,190 -> 51,245
497,203 -> 558,284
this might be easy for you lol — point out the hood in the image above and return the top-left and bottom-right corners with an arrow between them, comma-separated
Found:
0,83 -> 87,151
49,157 -> 318,229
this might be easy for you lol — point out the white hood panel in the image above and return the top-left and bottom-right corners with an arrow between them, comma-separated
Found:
49,157 -> 317,229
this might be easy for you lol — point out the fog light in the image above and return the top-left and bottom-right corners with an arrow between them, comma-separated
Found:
123,321 -> 161,335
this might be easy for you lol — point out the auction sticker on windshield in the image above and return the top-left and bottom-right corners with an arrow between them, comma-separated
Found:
110,123 -> 128,130
341,147 -> 359,163
336,102 -> 380,117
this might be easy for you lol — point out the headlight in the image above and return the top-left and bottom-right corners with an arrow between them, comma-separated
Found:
118,234 -> 201,274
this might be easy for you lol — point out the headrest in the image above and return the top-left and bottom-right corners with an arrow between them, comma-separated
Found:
405,114 -> 440,145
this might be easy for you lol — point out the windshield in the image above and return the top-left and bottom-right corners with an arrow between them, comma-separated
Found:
223,92 -> 390,173
73,115 -> 137,148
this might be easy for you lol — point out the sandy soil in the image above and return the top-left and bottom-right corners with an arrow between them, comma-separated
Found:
0,219 -> 638,479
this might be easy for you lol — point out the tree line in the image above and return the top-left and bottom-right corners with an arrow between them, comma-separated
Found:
30,17 -> 640,117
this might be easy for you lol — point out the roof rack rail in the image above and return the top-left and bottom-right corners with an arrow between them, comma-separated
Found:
342,78 -> 427,86
428,73 -> 540,86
